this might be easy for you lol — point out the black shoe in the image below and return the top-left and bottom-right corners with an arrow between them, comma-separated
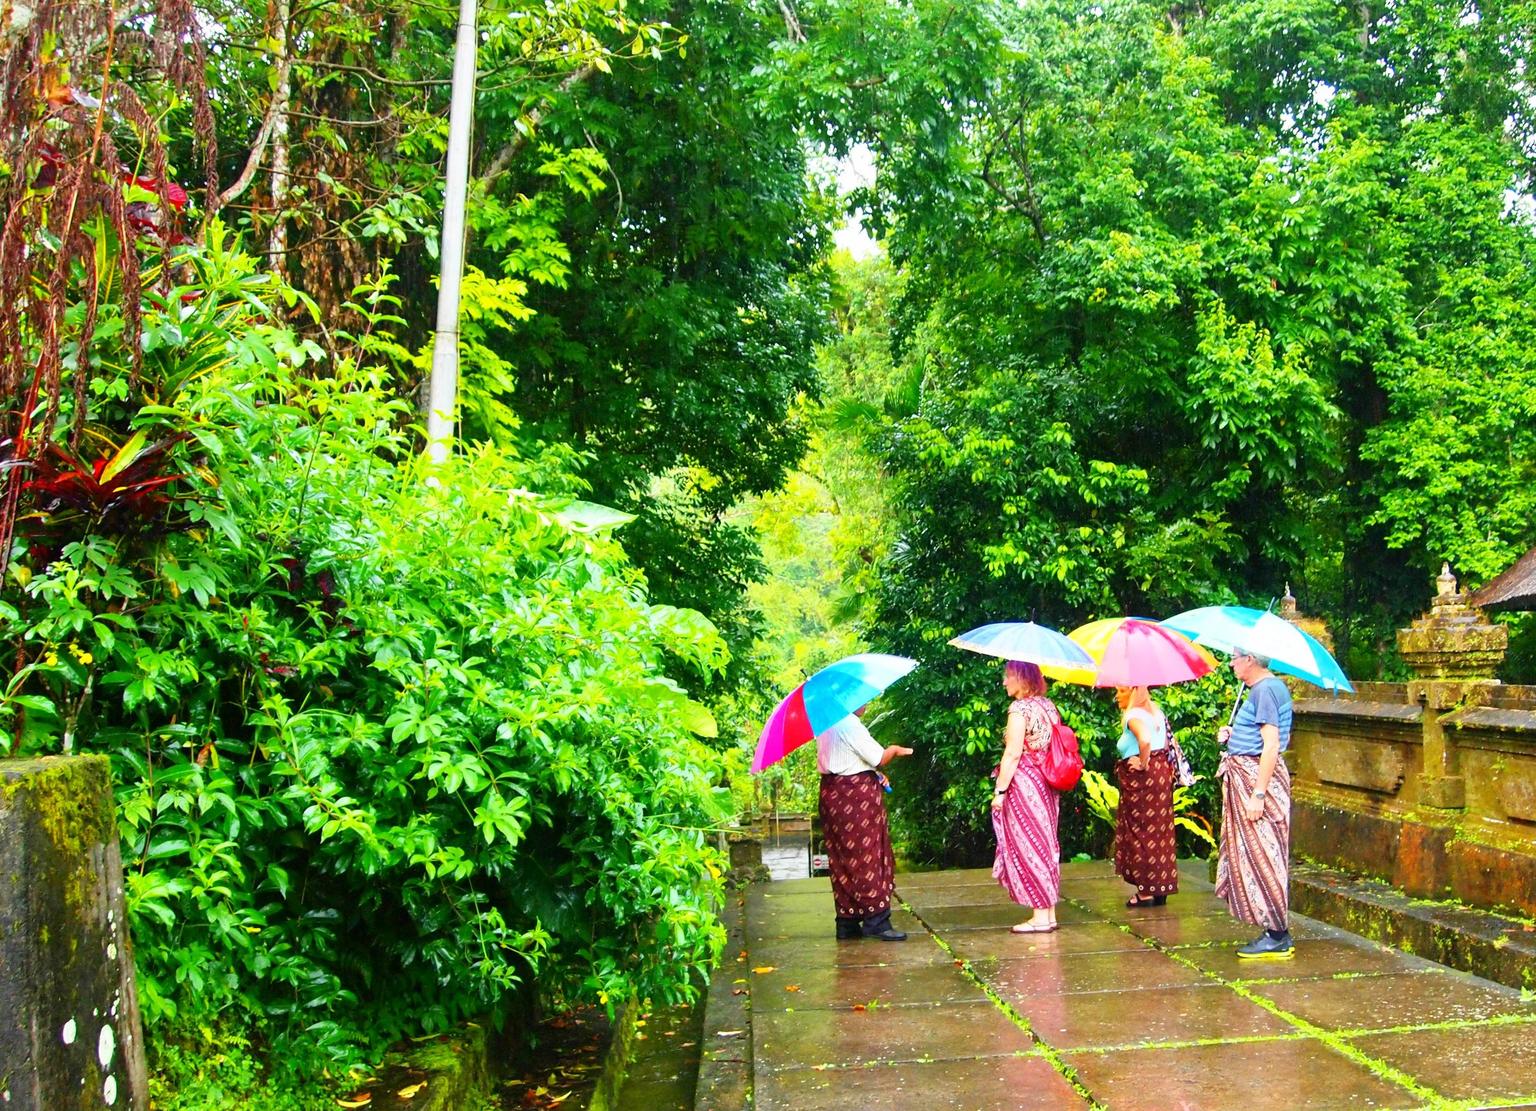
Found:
860,909 -> 907,942
1237,930 -> 1294,960
1151,894 -> 1167,906
835,916 -> 861,941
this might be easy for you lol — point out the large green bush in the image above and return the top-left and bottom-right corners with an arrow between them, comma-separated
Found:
3,233 -> 729,1070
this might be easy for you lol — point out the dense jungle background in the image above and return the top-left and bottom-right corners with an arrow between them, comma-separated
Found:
3,0 -> 1535,1103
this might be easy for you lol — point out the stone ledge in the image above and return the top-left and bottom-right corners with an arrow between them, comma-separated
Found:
351,1023 -> 491,1111
1291,863 -> 1536,992
693,893 -> 750,1111
1293,797 -> 1536,915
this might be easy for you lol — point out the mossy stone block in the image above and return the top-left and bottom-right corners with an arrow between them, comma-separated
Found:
1,756 -> 147,1110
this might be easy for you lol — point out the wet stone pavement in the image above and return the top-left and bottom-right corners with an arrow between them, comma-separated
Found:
727,860 -> 1536,1110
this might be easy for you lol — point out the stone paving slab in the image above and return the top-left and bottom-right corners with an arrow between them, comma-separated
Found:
754,999 -> 1033,1071
747,934 -> 957,971
1059,1037 -> 1424,1109
1250,968 -> 1536,1033
723,860 -> 1536,1110
1349,1021 -> 1536,1105
755,1053 -> 1082,1110
1011,983 -> 1296,1049
943,921 -> 1149,961
973,948 -> 1213,999
908,900 -> 1102,930
748,960 -> 987,1011
747,905 -> 924,943
1175,936 -> 1440,981
1124,910 -> 1314,947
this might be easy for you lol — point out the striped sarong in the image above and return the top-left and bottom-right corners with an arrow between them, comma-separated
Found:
1114,752 -> 1179,897
993,757 -> 1061,908
819,771 -> 895,919
1215,753 -> 1292,930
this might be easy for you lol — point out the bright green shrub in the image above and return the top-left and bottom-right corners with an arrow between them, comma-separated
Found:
2,234 -> 729,1070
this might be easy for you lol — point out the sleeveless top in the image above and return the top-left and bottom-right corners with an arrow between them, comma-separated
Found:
1008,696 -> 1055,752
1116,706 -> 1168,760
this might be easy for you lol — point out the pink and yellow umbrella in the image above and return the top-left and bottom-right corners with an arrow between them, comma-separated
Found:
1040,617 -> 1216,688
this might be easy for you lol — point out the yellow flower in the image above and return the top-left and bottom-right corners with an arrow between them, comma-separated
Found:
68,643 -> 94,665
43,651 -> 58,667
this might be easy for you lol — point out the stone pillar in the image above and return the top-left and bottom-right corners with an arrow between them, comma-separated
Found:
1396,564 -> 1508,810
0,757 -> 148,1110
1278,583 -> 1334,653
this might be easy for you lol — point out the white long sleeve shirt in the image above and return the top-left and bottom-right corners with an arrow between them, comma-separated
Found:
815,714 -> 885,776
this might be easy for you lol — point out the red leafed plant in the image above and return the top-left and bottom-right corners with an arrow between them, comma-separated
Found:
0,0 -> 217,572
20,430 -> 190,533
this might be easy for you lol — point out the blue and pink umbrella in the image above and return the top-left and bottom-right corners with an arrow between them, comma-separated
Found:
751,653 -> 917,773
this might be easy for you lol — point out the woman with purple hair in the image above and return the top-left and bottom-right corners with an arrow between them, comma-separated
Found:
990,660 -> 1063,931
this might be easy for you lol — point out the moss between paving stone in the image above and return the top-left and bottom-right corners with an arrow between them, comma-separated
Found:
1100,908 -> 1446,1106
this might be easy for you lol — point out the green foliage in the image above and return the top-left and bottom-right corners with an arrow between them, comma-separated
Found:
470,0 -> 838,696
4,235 -> 729,1072
146,1020 -> 339,1111
774,0 -> 1536,853
1078,770 -> 1218,854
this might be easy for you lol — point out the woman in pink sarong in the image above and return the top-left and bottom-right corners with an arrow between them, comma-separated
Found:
990,660 -> 1062,932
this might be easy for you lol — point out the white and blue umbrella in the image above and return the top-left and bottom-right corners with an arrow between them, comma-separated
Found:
1160,606 -> 1353,692
948,621 -> 1096,671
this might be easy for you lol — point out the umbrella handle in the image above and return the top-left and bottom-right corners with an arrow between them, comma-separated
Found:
1227,681 -> 1246,726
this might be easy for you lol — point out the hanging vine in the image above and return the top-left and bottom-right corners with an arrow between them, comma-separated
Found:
0,0 -> 217,573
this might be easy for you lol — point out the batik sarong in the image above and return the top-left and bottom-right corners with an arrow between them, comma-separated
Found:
1215,754 -> 1292,930
1114,752 -> 1179,897
819,771 -> 895,919
993,756 -> 1061,908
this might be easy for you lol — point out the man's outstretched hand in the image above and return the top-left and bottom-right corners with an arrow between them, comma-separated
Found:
879,745 -> 914,766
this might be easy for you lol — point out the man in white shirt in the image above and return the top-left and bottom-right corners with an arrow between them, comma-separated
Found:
816,707 -> 913,940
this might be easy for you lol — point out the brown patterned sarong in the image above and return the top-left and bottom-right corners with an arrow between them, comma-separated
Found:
1215,754 -> 1291,930
819,771 -> 895,919
1114,752 -> 1179,897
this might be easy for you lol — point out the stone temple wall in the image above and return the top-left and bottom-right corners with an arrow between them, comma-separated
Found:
1286,568 -> 1536,918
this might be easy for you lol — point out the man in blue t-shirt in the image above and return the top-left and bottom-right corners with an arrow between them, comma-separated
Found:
1214,648 -> 1296,959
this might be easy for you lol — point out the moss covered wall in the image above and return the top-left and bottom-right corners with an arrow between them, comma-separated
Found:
1,756 -> 147,1110
1290,684 -> 1536,917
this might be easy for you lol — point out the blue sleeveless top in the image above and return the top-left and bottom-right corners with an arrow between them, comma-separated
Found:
1116,706 -> 1168,760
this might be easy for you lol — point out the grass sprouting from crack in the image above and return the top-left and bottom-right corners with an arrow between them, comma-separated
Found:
1066,897 -> 1448,1108
899,896 -> 1104,1109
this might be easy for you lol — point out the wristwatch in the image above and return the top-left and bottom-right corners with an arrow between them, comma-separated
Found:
1252,787 -> 1267,798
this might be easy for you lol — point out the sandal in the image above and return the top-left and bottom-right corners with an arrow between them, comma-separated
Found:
1010,921 -> 1059,934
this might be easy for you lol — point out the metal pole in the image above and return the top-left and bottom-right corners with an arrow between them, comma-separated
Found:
425,0 -> 479,466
